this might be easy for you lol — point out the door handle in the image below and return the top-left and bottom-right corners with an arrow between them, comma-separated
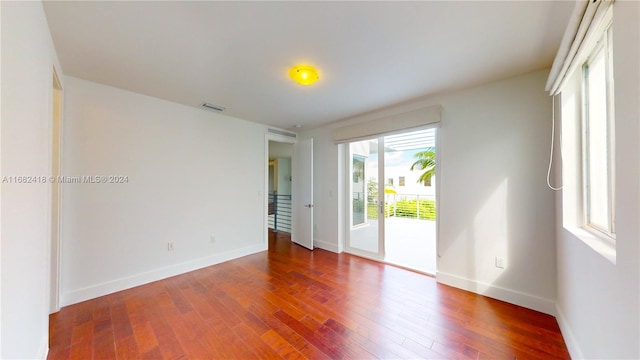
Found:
305,204 -> 314,208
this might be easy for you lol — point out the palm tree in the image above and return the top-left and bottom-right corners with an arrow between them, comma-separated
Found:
410,147 -> 436,186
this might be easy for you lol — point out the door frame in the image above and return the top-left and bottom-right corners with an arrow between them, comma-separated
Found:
343,125 -> 441,273
50,67 -> 63,313
264,133 -> 297,249
344,138 -> 385,261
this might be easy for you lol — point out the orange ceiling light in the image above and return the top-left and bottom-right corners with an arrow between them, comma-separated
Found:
289,65 -> 319,85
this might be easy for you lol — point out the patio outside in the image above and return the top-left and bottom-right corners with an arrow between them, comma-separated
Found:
351,194 -> 437,274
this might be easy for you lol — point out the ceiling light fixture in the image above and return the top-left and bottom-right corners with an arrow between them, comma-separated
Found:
289,65 -> 319,86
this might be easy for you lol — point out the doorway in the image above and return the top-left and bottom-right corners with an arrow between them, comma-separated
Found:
268,142 -> 293,235
264,133 -> 314,251
345,128 -> 438,274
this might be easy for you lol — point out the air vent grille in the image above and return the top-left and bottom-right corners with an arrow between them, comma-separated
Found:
268,128 -> 297,138
201,102 -> 226,112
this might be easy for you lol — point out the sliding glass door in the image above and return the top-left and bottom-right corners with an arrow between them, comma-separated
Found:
348,138 -> 382,257
346,128 -> 437,274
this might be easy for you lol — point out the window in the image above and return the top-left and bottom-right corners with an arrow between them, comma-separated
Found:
552,4 -> 615,261
582,26 -> 615,239
399,176 -> 405,187
352,155 -> 366,226
388,178 -> 393,186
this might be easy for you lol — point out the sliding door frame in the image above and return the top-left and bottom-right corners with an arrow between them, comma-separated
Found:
344,138 -> 386,261
343,125 -> 441,272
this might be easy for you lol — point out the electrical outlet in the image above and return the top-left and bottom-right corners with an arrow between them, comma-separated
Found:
495,256 -> 506,269
210,235 -> 216,244
167,242 -> 174,251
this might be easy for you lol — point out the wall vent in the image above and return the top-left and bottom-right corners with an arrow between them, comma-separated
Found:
268,128 -> 297,138
201,102 -> 226,112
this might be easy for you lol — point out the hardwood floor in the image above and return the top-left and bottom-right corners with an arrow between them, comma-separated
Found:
48,231 -> 570,359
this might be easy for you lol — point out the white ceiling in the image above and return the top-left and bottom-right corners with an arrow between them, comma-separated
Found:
43,1 -> 574,130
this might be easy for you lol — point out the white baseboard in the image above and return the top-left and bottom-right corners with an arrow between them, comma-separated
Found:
39,343 -> 48,360
555,305 -> 584,359
436,271 -> 556,315
60,244 -> 265,307
313,238 -> 341,253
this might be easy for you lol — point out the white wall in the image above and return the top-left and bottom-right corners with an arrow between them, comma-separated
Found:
301,69 -> 557,314
555,2 -> 640,358
1,1 -> 62,358
268,142 -> 293,195
61,76 -> 268,305
268,141 -> 293,159
275,158 -> 291,195
435,70 -> 557,314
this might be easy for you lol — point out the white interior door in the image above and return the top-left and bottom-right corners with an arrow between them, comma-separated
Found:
294,138 -> 314,250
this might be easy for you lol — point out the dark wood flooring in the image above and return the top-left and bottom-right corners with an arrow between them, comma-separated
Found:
48,230 -> 570,359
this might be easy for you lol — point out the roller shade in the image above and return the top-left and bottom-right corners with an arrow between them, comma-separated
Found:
333,105 -> 441,144
546,0 -> 614,95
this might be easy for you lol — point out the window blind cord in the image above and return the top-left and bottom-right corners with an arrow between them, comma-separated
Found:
547,95 -> 563,191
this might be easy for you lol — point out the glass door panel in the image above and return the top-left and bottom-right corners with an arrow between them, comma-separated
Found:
348,138 -> 382,257
383,129 -> 437,274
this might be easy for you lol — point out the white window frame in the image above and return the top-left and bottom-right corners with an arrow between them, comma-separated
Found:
581,24 -> 616,240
